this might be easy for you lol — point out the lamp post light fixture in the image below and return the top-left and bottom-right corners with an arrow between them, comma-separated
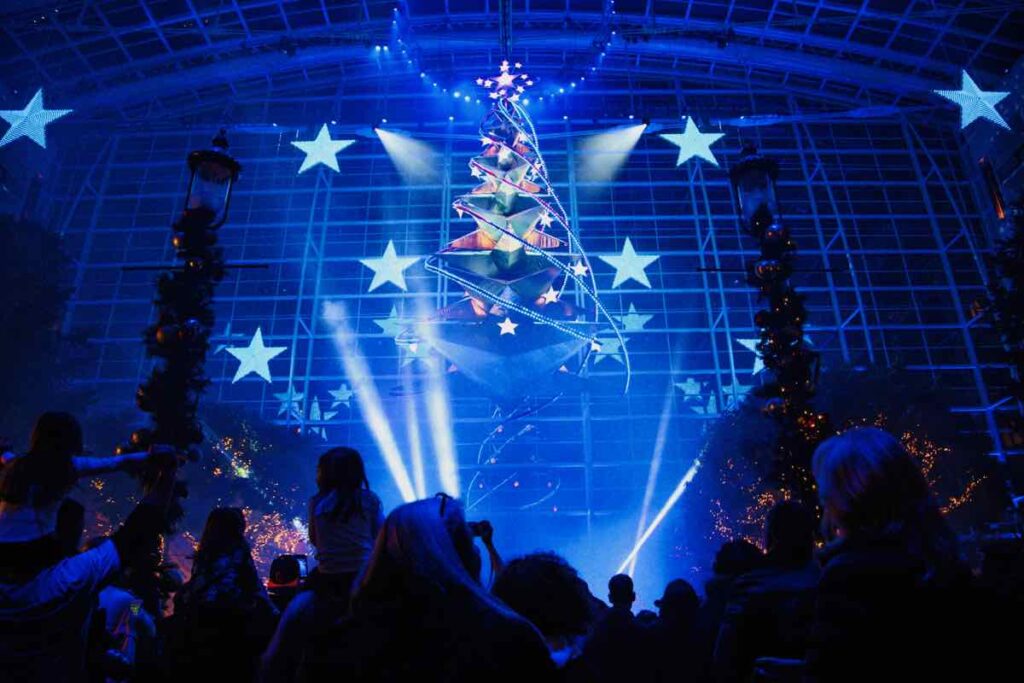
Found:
730,142 -> 780,239
183,128 -> 241,229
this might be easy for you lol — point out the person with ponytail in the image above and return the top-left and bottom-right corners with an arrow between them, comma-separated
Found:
307,447 -> 384,592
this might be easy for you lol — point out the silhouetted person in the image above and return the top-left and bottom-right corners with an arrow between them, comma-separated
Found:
0,431 -> 178,683
55,498 -> 85,558
694,540 -> 764,681
804,427 -> 975,682
582,573 -> 652,683
713,501 -> 820,682
305,495 -> 555,682
262,448 -> 384,682
492,551 -> 595,671
649,579 -> 700,682
307,447 -> 384,596
81,537 -> 159,682
166,507 -> 278,682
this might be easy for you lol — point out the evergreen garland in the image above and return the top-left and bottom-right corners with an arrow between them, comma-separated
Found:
987,202 -> 1024,402
730,144 -> 824,502
117,132 -> 240,525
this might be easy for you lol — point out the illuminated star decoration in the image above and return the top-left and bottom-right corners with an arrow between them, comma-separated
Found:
616,303 -> 654,331
373,306 -> 404,337
226,328 -> 287,383
571,262 -> 589,277
659,117 -> 725,166
736,338 -> 765,375
540,286 -> 560,304
599,238 -> 659,288
676,377 -> 716,414
291,123 -> 355,174
359,240 -> 418,291
328,382 -> 355,409
273,383 -> 305,419
0,89 -> 72,149
498,317 -> 519,335
934,71 -> 1010,130
676,377 -> 702,396
593,336 -> 628,364
308,397 -> 338,441
722,380 -> 752,408
476,60 -> 534,102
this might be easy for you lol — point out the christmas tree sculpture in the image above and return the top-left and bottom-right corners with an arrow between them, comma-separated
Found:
415,61 -> 626,400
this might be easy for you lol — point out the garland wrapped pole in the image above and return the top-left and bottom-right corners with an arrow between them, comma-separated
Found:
988,202 -> 1024,404
118,131 -> 241,522
985,200 -> 1024,495
729,144 -> 824,500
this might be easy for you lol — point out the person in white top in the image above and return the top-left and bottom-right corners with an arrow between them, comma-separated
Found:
308,447 -> 384,582
261,448 -> 385,682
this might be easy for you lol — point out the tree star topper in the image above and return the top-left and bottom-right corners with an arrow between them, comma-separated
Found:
476,60 -> 534,102
226,328 -> 287,383
291,123 -> 355,174
359,240 -> 419,291
659,118 -> 725,166
934,70 -> 1010,130
0,89 -> 72,149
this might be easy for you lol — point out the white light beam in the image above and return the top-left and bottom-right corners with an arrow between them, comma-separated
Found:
323,301 -> 416,501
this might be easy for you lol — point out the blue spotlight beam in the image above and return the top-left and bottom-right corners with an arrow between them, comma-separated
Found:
627,381 -> 675,576
323,301 -> 417,502
616,457 -> 702,575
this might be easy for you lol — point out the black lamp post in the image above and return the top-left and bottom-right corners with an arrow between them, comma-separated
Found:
183,129 -> 241,228
728,143 -> 818,420
730,143 -> 780,238
125,131 -> 242,521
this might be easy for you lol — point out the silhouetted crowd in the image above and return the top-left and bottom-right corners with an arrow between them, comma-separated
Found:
2,413 -> 1021,682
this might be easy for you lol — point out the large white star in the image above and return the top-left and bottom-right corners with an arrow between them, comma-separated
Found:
359,240 -> 419,291
273,383 -> 305,418
934,71 -> 1010,130
226,328 -> 287,383
0,89 -> 72,149
659,118 -> 725,166
736,338 -> 765,375
616,303 -> 654,331
291,124 -> 355,174
599,238 -> 659,288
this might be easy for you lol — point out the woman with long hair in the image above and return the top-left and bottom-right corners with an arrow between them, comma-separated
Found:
805,427 -> 972,682
166,507 -> 277,681
304,495 -> 555,682
261,449 -> 384,682
308,447 -> 383,590
1,412 -> 152,544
